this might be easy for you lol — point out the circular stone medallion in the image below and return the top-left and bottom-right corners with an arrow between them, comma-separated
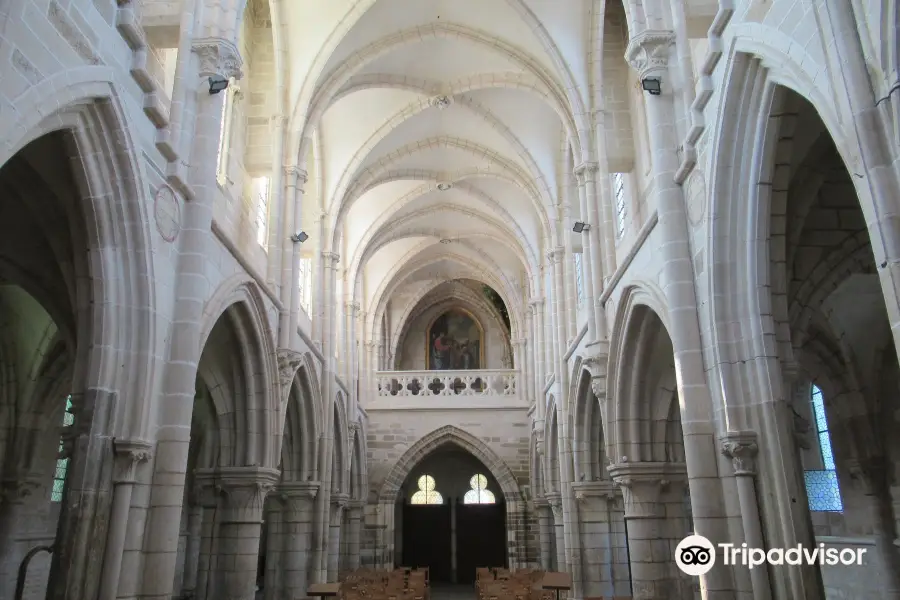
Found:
685,169 -> 707,227
154,184 -> 181,242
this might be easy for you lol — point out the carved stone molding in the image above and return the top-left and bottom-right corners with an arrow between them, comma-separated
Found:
720,431 -> 759,476
846,456 -> 888,496
608,461 -> 686,518
204,466 -> 280,523
546,247 -> 565,265
192,36 -> 243,80
528,297 -> 545,310
590,376 -> 606,399
113,439 -> 154,483
625,30 -> 676,78
277,348 -> 304,397
284,166 -> 309,188
346,301 -> 361,314
279,481 -> 320,516
430,95 -> 452,109
0,474 -> 45,506
322,251 -> 341,265
545,492 -> 563,519
574,161 -> 599,183
572,481 -> 618,505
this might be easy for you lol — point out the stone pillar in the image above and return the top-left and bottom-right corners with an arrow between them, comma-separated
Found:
281,482 -> 319,600
575,163 -> 606,339
99,440 -> 153,600
194,476 -> 222,600
328,494 -> 349,580
846,457 -> 900,599
547,493 -> 567,576
535,499 -> 553,569
609,463 -> 690,600
547,248 -> 565,370
524,309 -> 536,405
263,499 -> 283,600
560,180 -> 578,341
215,467 -> 279,600
624,28 -> 732,598
346,502 -> 363,571
528,298 -> 545,409
573,482 -> 622,598
721,433 -> 773,600
137,36 -> 243,600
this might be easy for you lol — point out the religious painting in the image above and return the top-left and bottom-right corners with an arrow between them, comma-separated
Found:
426,310 -> 483,370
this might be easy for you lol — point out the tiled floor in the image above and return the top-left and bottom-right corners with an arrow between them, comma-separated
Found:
430,584 -> 477,600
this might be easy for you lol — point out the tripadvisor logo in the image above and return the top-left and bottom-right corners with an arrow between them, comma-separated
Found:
675,535 -> 867,576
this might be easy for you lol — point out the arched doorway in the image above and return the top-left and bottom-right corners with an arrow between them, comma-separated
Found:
377,426 -> 525,584
399,446 -> 507,584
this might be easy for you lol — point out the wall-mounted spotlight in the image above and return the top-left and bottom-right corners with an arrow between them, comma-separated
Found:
641,77 -> 662,96
208,75 -> 230,95
290,231 -> 309,243
573,222 -> 590,233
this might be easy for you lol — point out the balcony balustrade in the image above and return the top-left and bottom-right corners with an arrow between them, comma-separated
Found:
374,369 -> 518,397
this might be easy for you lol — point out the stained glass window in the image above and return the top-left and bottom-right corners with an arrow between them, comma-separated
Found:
410,474 -> 443,504
464,473 -> 496,504
574,253 -> 584,306
803,384 -> 842,512
253,176 -> 270,248
51,396 -> 75,502
612,173 -> 626,239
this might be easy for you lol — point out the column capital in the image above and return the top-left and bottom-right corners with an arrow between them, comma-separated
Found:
528,297 -> 545,309
270,114 -> 288,128
112,438 -> 154,483
574,161 -> 599,183
720,431 -> 759,476
0,473 -> 44,507
533,497 -> 549,509
625,30 -> 676,78
546,247 -> 565,264
363,340 -> 377,349
846,456 -> 888,496
572,481 -> 619,504
192,36 -> 243,80
331,492 -> 350,508
346,301 -> 361,314
278,481 -> 320,515
284,166 -> 309,186
608,461 -> 686,518
322,251 -> 341,265
545,491 -> 563,519
205,466 -> 280,523
277,348 -> 304,392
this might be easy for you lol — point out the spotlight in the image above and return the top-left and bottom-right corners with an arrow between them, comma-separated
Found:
290,231 -> 309,243
208,75 -> 230,95
641,77 -> 662,96
573,222 -> 590,233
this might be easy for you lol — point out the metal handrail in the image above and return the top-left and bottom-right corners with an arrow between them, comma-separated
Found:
15,544 -> 54,600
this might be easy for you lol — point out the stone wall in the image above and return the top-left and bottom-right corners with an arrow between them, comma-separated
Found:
360,410 -> 537,569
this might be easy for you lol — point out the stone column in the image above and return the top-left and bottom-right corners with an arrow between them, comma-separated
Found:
137,36 -> 243,600
547,248 -> 565,370
528,299 -> 545,409
263,498 -> 283,600
99,440 -> 153,600
281,482 -> 319,599
215,467 -> 279,600
721,433 -> 773,600
535,499 -> 553,569
573,481 -> 620,598
346,502 -> 363,571
328,494 -> 349,580
624,28 -> 732,598
194,475 -> 222,600
575,163 -> 606,339
547,493 -> 567,576
560,180 -> 577,341
524,309 -> 536,405
846,457 -> 900,599
609,463 -> 690,600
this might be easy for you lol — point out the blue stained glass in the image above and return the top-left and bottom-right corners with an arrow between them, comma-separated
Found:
51,396 -> 74,503
818,431 -> 835,470
811,387 -> 827,432
804,470 -> 843,512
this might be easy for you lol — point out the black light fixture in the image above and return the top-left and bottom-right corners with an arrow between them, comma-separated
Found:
290,231 -> 309,243
208,75 -> 230,95
573,221 -> 590,233
641,77 -> 662,95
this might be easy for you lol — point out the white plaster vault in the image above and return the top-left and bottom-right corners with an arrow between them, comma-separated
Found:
0,0 -> 899,599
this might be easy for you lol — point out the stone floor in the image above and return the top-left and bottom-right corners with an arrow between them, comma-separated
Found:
431,584 -> 477,600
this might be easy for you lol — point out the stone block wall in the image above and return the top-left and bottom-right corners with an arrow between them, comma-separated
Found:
360,408 -> 537,569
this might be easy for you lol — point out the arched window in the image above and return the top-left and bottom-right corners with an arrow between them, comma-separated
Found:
51,396 -> 75,502
612,172 -> 627,239
252,176 -> 270,248
803,384 -> 843,512
216,78 -> 240,186
411,474 -> 443,504
464,473 -> 496,504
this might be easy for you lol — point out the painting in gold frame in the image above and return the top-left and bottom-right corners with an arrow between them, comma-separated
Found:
425,309 -> 485,370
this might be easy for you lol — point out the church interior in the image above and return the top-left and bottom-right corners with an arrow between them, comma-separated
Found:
0,0 -> 899,599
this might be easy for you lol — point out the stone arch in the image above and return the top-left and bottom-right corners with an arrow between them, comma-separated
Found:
198,277 -> 280,468
282,361 -> 321,481
570,367 -> 607,482
349,425 -> 368,502
332,392 -> 350,495
377,425 -> 526,568
543,399 -> 560,493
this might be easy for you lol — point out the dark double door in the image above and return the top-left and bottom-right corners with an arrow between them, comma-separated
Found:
402,500 -> 506,584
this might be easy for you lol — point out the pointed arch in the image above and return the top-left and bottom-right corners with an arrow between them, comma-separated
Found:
282,357 -> 321,481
